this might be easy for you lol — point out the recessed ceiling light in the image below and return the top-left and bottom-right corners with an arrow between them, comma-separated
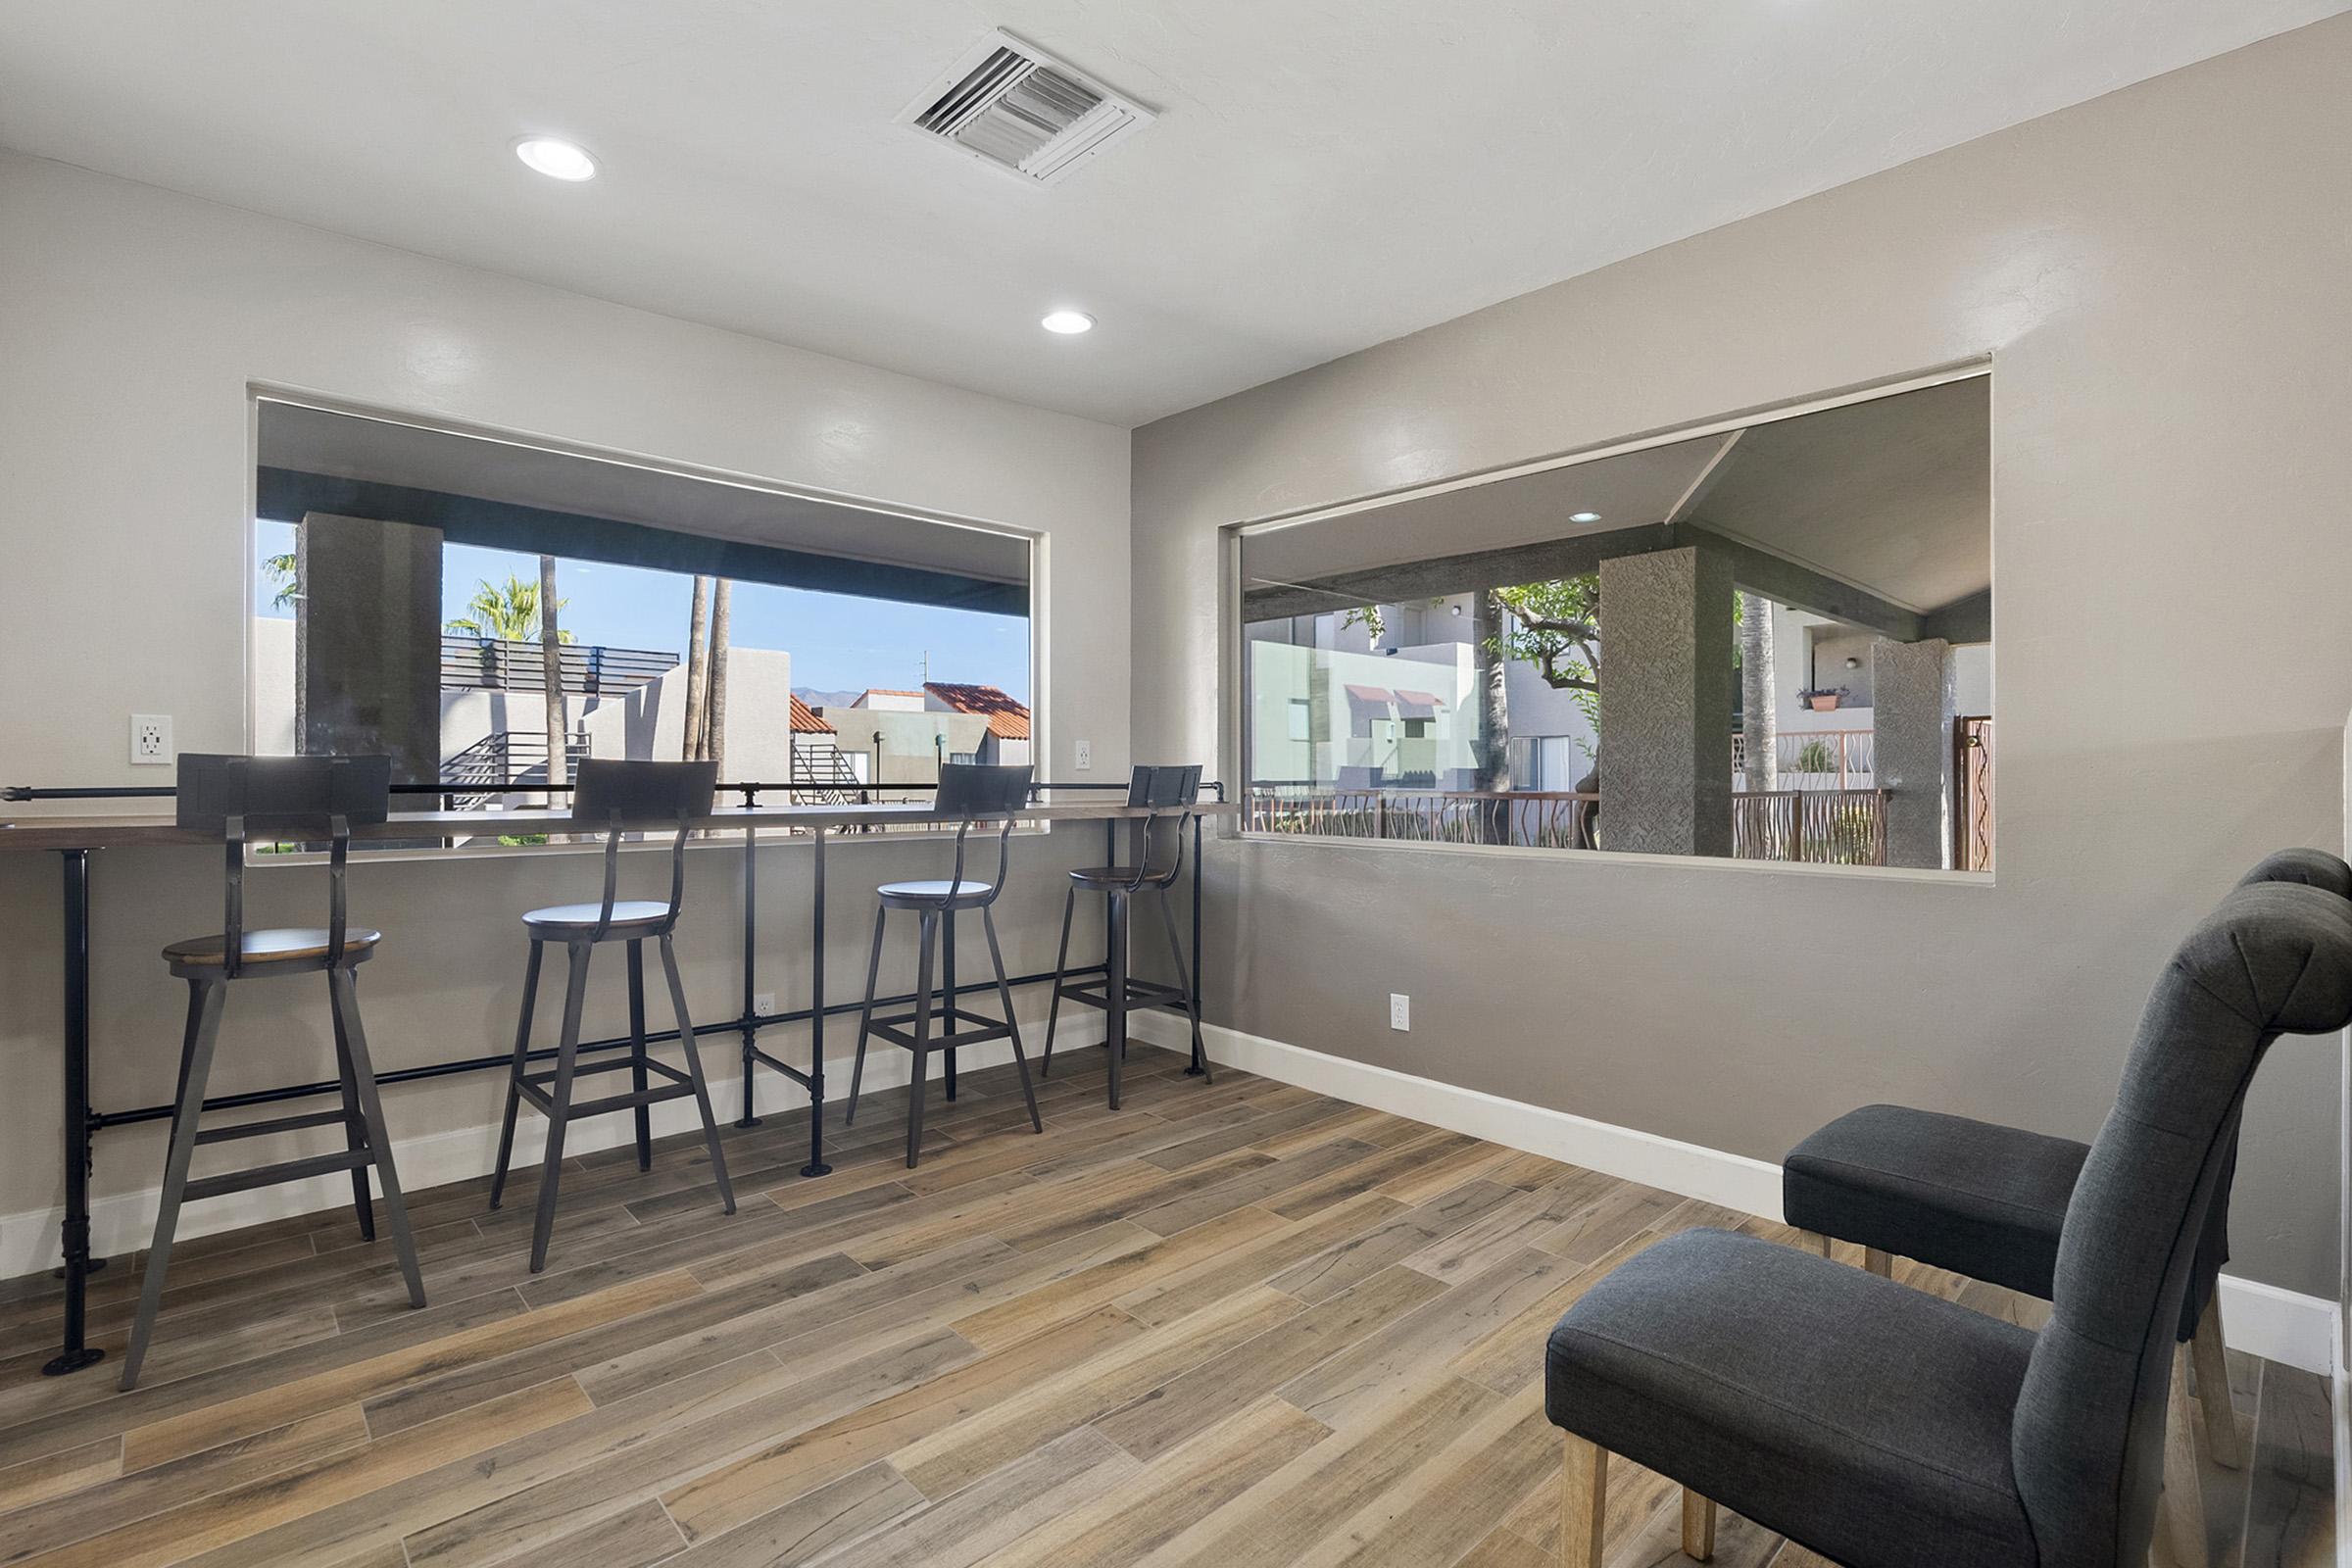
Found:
514,137 -> 598,182
1040,310 -> 1096,335
1569,511 -> 1601,523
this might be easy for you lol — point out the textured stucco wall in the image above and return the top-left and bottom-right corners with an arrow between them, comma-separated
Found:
1597,548 -> 1734,857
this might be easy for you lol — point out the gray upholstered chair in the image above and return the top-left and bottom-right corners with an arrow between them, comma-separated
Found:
1780,849 -> 2351,1565
1544,877 -> 2352,1568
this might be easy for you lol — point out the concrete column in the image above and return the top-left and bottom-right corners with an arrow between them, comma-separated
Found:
1597,546 -> 1734,857
1871,637 -> 1956,869
298,512 -> 443,783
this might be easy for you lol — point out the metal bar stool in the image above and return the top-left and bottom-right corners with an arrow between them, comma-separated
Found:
846,762 -> 1042,1169
122,754 -> 425,1391
489,760 -> 735,1272
1041,763 -> 1207,1110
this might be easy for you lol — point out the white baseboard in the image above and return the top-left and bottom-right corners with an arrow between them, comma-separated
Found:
1133,1015 -> 2343,1378
0,1015 -> 1088,1285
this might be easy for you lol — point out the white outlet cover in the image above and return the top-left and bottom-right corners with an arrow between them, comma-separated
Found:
1074,741 -> 1093,770
1390,993 -> 1410,1031
754,992 -> 777,1015
130,713 -> 172,764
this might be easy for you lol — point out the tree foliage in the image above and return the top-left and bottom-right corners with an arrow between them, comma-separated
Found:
446,574 -> 574,643
1491,573 -> 1602,732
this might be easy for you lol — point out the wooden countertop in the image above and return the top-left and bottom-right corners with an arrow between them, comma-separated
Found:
0,799 -> 1237,854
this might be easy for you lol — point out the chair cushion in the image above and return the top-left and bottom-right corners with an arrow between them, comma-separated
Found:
163,928 -> 382,964
1547,1229 -> 2036,1568
1785,1104 -> 2083,1300
521,900 -> 672,929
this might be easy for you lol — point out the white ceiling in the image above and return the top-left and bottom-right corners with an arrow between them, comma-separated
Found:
2,1 -> 2338,425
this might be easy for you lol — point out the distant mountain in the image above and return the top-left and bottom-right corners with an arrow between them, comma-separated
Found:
793,688 -> 864,711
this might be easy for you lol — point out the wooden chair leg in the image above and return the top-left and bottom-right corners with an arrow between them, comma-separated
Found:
2188,1297 -> 2243,1470
1680,1488 -> 1717,1560
2159,1340 -> 2209,1568
1561,1433 -> 1607,1568
1864,1247 -> 1894,1278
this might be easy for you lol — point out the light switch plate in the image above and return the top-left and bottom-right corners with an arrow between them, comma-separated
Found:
130,714 -> 172,765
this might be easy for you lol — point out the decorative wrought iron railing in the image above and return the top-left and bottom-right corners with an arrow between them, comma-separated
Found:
1731,727 -> 1876,787
1730,787 -> 1888,866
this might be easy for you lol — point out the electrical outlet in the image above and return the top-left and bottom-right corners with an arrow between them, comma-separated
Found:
130,714 -> 172,765
1390,993 -> 1410,1031
753,992 -> 776,1015
1074,740 -> 1092,770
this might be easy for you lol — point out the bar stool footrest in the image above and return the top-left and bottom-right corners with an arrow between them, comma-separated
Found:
183,1149 -> 372,1202
868,1008 -> 1016,1054
195,1107 -> 356,1145
1055,976 -> 1191,1013
516,1077 -> 698,1121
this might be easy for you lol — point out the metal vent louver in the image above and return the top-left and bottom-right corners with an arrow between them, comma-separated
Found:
902,31 -> 1154,186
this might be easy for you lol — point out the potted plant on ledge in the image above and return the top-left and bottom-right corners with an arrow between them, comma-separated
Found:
1797,685 -> 1849,712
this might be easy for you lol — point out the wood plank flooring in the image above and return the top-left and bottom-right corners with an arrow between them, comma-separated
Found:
0,1049 -> 2330,1568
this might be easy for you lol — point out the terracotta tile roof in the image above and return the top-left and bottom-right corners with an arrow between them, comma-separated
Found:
923,682 -> 1032,741
789,696 -> 834,734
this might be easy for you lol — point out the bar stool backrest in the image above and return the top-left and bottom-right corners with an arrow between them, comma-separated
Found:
175,754 -> 391,977
931,762 -> 1034,905
567,760 -> 718,939
1123,763 -> 1202,889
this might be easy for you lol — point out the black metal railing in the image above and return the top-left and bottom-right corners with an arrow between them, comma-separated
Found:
439,635 -> 679,696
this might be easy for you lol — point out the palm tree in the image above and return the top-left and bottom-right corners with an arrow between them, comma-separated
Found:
681,576 -> 710,761
446,574 -> 573,644
705,579 -> 732,772
538,556 -> 567,789
262,550 -> 300,612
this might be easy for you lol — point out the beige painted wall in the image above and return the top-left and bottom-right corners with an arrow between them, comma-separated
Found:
1132,21 -> 2352,1295
0,151 -> 1130,1260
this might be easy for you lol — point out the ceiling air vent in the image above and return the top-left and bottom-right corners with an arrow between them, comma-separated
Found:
902,30 -> 1154,186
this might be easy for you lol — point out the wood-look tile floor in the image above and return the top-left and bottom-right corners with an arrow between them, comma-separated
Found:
0,1050 -> 2330,1568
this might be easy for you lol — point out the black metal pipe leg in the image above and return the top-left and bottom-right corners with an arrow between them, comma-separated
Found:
659,935 -> 735,1214
847,904 -> 886,1125
529,943 -> 593,1274
1106,891 -> 1129,1111
1042,886 -> 1075,1077
801,826 -> 829,1178
489,940 -> 543,1212
906,910 -> 937,1169
332,968 -> 425,1309
941,910 -> 957,1102
737,823 -> 761,1129
982,908 -> 1043,1134
1156,891 -> 1206,1078
627,941 -> 652,1172
46,849 -> 103,1377
120,977 -> 224,1391
1189,814 -> 1209,1079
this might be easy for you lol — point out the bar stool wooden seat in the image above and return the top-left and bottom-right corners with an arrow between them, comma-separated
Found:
847,763 -> 1043,1169
122,754 -> 424,1391
1042,764 -> 1207,1110
489,760 -> 736,1272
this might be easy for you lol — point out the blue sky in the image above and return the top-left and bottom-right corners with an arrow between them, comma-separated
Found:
255,519 -> 1029,701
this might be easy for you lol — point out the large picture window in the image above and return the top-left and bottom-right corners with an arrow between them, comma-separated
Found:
1239,371 -> 1992,872
249,402 -> 1033,843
